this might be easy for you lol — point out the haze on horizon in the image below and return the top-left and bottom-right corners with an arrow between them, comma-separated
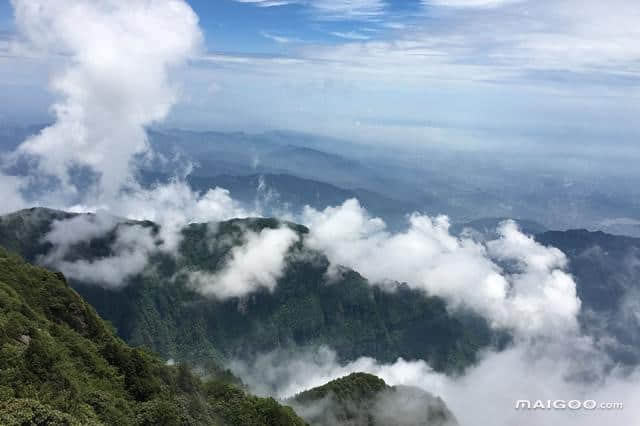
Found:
1,0 -> 639,164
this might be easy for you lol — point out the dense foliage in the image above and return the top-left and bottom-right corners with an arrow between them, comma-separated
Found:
0,248 -> 304,425
0,208 -> 495,374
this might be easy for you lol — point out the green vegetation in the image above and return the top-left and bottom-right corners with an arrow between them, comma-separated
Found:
0,208 -> 495,374
0,247 -> 304,425
293,373 -> 387,406
83,218 -> 492,372
290,373 -> 458,426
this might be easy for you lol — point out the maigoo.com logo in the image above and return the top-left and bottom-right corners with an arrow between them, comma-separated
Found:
515,400 -> 623,410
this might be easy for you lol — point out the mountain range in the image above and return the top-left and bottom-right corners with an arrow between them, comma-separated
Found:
2,207 -> 639,370
0,208 -> 495,373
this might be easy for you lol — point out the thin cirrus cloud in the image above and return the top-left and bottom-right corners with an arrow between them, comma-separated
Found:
330,30 -> 371,40
423,0 -> 522,7
234,0 -> 387,20
210,0 -> 640,90
260,31 -> 304,44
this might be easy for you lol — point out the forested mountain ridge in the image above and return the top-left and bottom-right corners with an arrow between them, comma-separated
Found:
0,208 -> 495,373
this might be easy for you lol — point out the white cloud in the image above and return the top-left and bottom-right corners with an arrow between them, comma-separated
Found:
0,173 -> 28,215
310,0 -> 386,21
43,211 -> 119,255
261,31 -> 298,44
231,341 -> 640,426
188,226 -> 299,299
234,0 -> 298,7
103,181 -> 250,252
9,0 -> 202,199
35,180 -> 255,288
1,0 -> 256,275
221,0 -> 640,89
424,0 -> 522,8
234,0 -> 386,21
46,223 -> 158,288
330,31 -> 371,40
41,212 -> 158,287
302,199 -> 580,338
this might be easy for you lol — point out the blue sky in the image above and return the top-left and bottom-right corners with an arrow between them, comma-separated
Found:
188,0 -> 425,54
1,0 -> 639,160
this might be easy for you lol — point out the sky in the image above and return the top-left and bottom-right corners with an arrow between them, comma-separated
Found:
0,0 -> 639,158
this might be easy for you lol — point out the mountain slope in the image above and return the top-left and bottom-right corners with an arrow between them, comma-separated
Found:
289,372 -> 458,426
0,247 -> 305,425
0,208 -> 494,373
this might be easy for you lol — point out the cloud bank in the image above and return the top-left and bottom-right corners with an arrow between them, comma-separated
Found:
302,199 -> 580,338
230,341 -> 639,426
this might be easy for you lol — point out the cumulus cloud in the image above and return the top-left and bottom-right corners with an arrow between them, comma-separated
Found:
188,226 -> 299,299
302,199 -> 580,338
9,0 -> 201,199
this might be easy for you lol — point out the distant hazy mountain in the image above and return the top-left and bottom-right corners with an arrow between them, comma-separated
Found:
141,172 -> 419,231
4,124 -> 638,235
147,128 -> 640,233
536,229 -> 640,364
450,217 -> 548,239
148,129 -> 411,205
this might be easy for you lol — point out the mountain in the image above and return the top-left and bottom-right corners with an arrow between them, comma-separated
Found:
3,208 -> 638,369
0,247 -> 305,425
147,129 -> 380,188
289,372 -> 458,426
146,129 -> 428,210
536,229 -> 640,364
5,125 -> 640,236
0,208 -> 494,374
